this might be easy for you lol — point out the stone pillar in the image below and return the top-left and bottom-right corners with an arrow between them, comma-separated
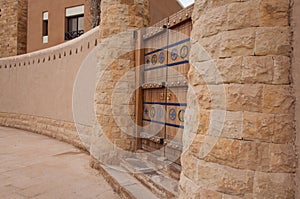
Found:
180,0 -> 295,198
0,0 -> 27,58
90,0 -> 150,164
98,0 -> 150,40
292,0 -> 300,198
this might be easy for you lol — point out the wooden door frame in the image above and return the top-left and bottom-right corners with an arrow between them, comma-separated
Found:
135,29 -> 145,150
134,6 -> 194,151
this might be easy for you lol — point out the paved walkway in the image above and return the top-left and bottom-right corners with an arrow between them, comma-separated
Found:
0,126 -> 119,199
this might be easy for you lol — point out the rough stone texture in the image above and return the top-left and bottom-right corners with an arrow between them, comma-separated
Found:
227,0 -> 259,30
263,85 -> 295,114
193,6 -> 227,38
242,112 -> 274,142
238,141 -> 270,171
259,0 -> 289,27
0,0 -> 27,58
91,0 -> 150,164
178,174 -> 201,199
180,0 -> 296,198
242,56 -> 274,84
227,84 -> 263,112
195,159 -> 254,197
202,138 -> 240,168
255,27 -> 291,56
220,28 -> 256,58
253,172 -> 294,199
99,0 -> 150,40
199,189 -> 222,199
273,114 -> 295,144
269,143 -> 296,173
292,1 -> 300,197
273,55 -> 291,84
221,111 -> 243,139
194,33 -> 221,60
0,112 -> 86,150
216,57 -> 242,84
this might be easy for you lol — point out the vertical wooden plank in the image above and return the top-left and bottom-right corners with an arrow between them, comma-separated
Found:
135,29 -> 145,150
164,18 -> 192,165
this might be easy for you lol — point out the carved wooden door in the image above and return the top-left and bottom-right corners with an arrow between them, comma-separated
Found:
140,19 -> 192,165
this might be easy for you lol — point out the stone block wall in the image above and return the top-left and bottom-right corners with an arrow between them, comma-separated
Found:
90,0 -> 150,164
179,0 -> 296,198
0,0 -> 27,58
292,0 -> 300,198
16,0 -> 27,54
0,112 -> 84,150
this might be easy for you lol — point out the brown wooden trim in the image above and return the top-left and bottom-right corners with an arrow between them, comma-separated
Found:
142,4 -> 193,40
167,4 -> 193,29
135,29 -> 145,150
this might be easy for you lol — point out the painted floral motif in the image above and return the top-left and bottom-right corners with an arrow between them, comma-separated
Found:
145,56 -> 151,65
178,109 -> 185,122
159,52 -> 165,64
169,108 -> 176,121
151,54 -> 157,65
171,48 -> 178,61
180,45 -> 189,59
150,107 -> 156,118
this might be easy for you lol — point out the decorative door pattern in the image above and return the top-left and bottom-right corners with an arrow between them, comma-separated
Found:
140,19 -> 192,165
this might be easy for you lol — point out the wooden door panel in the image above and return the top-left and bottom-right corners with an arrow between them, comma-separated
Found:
140,18 -> 192,165
167,21 -> 192,85
144,32 -> 168,85
164,87 -> 186,165
142,88 -> 166,155
165,87 -> 187,142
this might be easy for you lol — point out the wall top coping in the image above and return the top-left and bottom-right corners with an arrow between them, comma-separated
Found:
0,27 -> 99,63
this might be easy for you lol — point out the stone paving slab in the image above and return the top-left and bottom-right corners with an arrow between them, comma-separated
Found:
102,166 -> 159,199
0,126 -> 120,199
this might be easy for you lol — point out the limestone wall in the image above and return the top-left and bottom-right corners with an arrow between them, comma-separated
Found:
292,0 -> 300,198
90,0 -> 150,164
179,0 -> 296,198
0,28 -> 99,150
0,0 -> 28,57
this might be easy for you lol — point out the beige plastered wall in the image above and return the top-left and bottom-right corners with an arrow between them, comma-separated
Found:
0,28 -> 99,149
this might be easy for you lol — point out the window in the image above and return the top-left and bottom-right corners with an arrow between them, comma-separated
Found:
42,12 -> 48,43
65,5 -> 84,40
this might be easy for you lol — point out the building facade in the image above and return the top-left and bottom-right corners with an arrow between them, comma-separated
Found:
27,0 -> 87,52
0,0 -> 182,57
1,0 -> 299,198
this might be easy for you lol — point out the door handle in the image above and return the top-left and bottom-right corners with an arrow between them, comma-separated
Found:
167,93 -> 172,100
160,93 -> 164,100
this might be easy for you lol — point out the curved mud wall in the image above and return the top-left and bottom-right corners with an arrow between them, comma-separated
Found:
0,28 -> 99,149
